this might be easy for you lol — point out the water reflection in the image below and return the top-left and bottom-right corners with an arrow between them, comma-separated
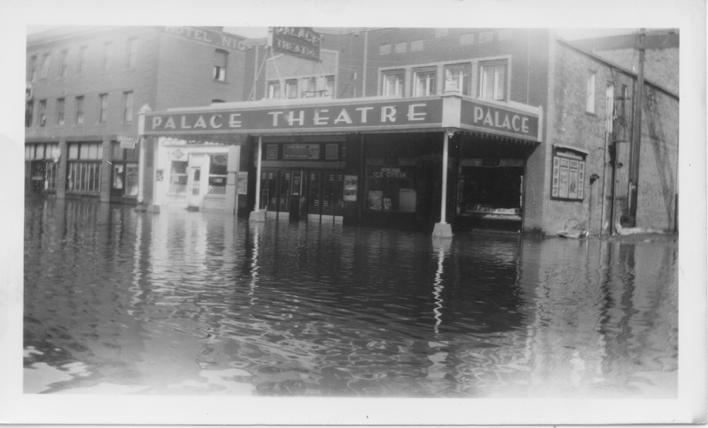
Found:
23,198 -> 678,397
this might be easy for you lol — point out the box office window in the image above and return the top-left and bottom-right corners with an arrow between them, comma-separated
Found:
479,60 -> 508,101
170,161 -> 188,194
366,164 -> 417,213
208,154 -> 228,194
551,149 -> 586,201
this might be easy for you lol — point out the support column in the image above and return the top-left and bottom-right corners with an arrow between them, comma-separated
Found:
56,138 -> 68,199
99,137 -> 112,203
225,144 -> 241,215
249,136 -> 266,222
432,130 -> 453,238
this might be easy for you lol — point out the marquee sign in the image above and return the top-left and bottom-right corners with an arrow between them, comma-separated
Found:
271,27 -> 321,61
143,99 -> 443,135
460,99 -> 539,141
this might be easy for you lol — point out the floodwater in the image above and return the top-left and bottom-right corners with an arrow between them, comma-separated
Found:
23,197 -> 678,397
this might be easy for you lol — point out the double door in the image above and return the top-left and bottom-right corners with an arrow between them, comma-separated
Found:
260,168 -> 344,220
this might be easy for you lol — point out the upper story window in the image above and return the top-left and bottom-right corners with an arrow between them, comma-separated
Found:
267,80 -> 281,99
126,38 -> 137,69
413,67 -> 437,96
586,71 -> 596,114
213,49 -> 227,81
56,97 -> 65,125
77,45 -> 87,74
379,44 -> 391,55
479,60 -> 508,101
58,49 -> 68,78
394,42 -> 407,54
28,55 -> 37,81
39,53 -> 51,79
98,93 -> 108,123
122,91 -> 134,123
443,63 -> 471,95
299,77 -> 316,98
25,100 -> 34,128
38,99 -> 47,127
324,75 -> 335,97
285,79 -> 298,99
102,41 -> 112,71
382,69 -> 405,97
75,95 -> 85,125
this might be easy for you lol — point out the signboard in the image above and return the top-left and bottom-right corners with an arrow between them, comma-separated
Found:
271,27 -> 321,61
460,99 -> 539,141
283,144 -> 320,160
118,135 -> 139,149
144,99 -> 443,135
162,26 -> 248,52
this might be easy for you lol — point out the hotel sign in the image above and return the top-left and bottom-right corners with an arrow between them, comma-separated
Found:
162,26 -> 248,52
460,99 -> 539,141
144,99 -> 443,135
271,27 -> 321,61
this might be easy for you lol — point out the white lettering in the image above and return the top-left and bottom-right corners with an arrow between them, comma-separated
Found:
334,108 -> 353,124
287,110 -> 305,126
501,114 -> 511,130
313,108 -> 329,125
407,103 -> 427,121
511,115 -> 521,131
268,111 -> 283,126
483,111 -> 494,127
381,105 -> 396,123
210,115 -> 223,128
151,116 -> 163,129
229,113 -> 242,128
164,117 -> 176,129
355,106 -> 374,123
180,116 -> 192,129
473,106 -> 484,123
193,116 -> 207,129
521,117 -> 529,134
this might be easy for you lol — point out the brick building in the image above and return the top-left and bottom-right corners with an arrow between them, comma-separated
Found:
25,26 -> 250,207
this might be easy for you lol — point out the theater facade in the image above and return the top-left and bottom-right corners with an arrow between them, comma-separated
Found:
139,93 -> 543,234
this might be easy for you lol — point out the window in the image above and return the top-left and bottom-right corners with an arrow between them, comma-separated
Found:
58,49 -> 68,78
110,141 -> 139,197
29,55 -> 37,81
208,154 -> 228,194
98,93 -> 108,123
126,38 -> 137,68
413,68 -> 436,96
379,44 -> 391,55
285,79 -> 298,99
40,53 -> 51,79
479,60 -> 508,101
66,142 -> 103,194
77,45 -> 87,74
56,98 -> 65,125
267,80 -> 281,99
170,161 -> 188,194
366,163 -> 417,213
38,99 -> 47,127
443,63 -> 471,95
551,149 -> 586,201
325,75 -> 335,97
410,40 -> 424,52
382,69 -> 404,97
586,71 -> 596,114
122,91 -> 134,123
25,100 -> 33,128
102,41 -> 112,71
299,76 -> 316,97
75,96 -> 85,124
394,42 -> 407,54
212,49 -> 227,81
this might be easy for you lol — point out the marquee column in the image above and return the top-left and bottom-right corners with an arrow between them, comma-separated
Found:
249,136 -> 266,223
432,130 -> 453,239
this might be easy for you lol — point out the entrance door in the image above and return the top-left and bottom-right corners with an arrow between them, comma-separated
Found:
187,166 -> 202,208
306,170 -> 344,221
289,169 -> 305,220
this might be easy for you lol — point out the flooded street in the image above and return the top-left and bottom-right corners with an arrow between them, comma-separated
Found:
23,197 -> 677,397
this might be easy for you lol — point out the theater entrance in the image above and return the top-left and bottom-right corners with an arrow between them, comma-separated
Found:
259,168 -> 344,223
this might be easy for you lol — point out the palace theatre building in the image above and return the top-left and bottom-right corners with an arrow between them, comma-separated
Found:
139,93 -> 542,234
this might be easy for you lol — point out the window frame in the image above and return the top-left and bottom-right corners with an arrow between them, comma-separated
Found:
212,49 -> 228,82
381,69 -> 405,97
122,90 -> 134,123
478,59 -> 509,101
56,97 -> 65,126
412,67 -> 437,97
207,153 -> 228,195
98,93 -> 109,124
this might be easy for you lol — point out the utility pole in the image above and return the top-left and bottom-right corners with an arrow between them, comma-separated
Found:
628,28 -> 646,226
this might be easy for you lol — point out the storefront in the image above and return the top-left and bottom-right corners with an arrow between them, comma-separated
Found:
25,141 -> 60,194
140,95 -> 542,235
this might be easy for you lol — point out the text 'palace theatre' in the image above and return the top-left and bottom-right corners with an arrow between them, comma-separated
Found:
134,28 -> 678,237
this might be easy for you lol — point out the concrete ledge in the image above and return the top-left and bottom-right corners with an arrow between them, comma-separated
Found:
249,209 -> 266,223
432,222 -> 453,238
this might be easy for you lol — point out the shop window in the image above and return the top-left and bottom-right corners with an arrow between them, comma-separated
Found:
551,149 -> 586,201
267,80 -> 281,99
366,164 -> 417,213
77,45 -> 87,74
126,37 -> 137,69
122,91 -> 134,123
25,100 -> 33,128
58,49 -> 68,78
285,79 -> 298,99
39,53 -> 51,79
75,95 -> 85,125
38,99 -> 47,127
382,69 -> 404,97
586,71 -> 596,114
213,49 -> 227,81
66,142 -> 102,194
208,154 -> 228,194
56,97 -> 65,126
443,63 -> 471,95
413,68 -> 436,96
170,160 -> 188,194
98,93 -> 108,123
479,60 -> 508,101
29,55 -> 37,81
